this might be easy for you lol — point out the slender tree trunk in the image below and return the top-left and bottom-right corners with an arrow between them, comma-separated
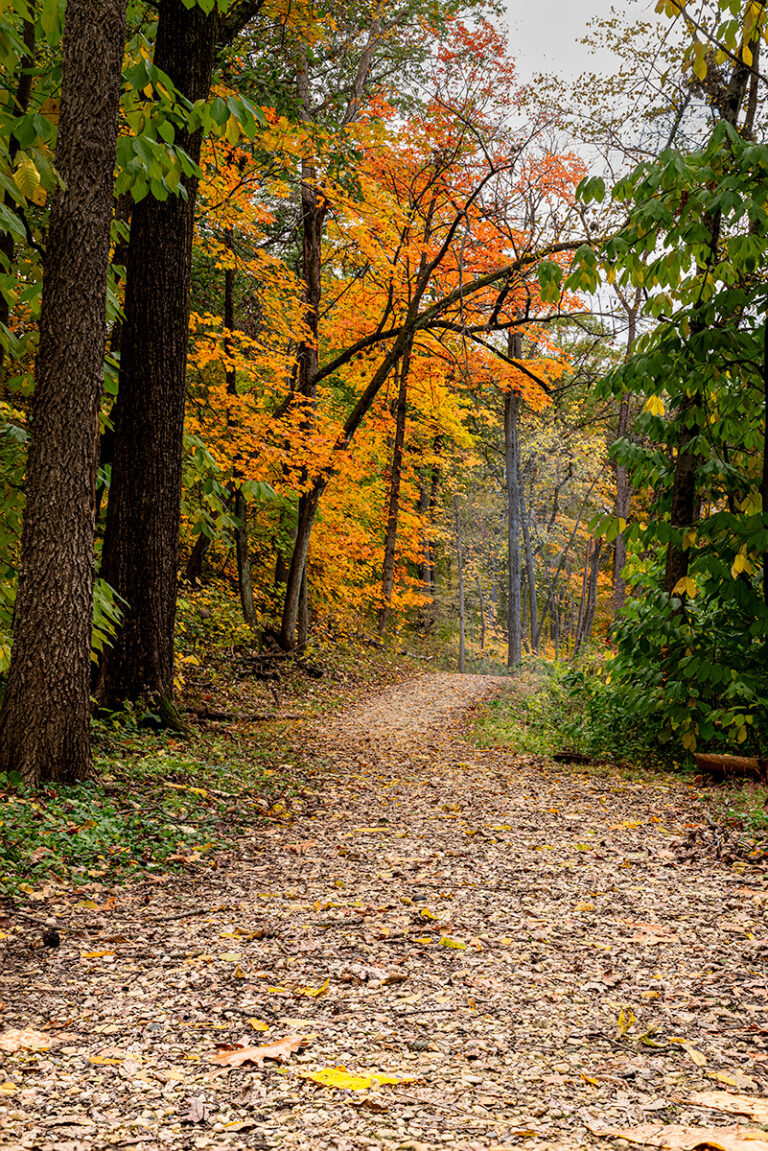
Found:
575,538 -> 603,653
575,540 -> 590,650
582,537 -> 602,644
477,578 -> 485,651
379,349 -> 410,633
504,379 -> 522,668
223,230 -> 256,627
455,492 -> 465,674
612,291 -> 639,612
297,568 -> 309,649
184,533 -> 211,586
0,0 -> 126,785
99,0 -> 220,713
520,472 -> 538,652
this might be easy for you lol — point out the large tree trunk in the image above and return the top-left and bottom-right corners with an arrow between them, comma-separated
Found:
504,378 -> 522,668
378,348 -> 410,634
98,0 -> 220,713
0,0 -> 126,785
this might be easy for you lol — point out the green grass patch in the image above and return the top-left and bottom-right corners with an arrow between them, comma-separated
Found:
0,714 -> 301,901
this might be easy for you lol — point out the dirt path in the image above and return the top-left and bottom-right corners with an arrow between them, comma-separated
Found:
2,673 -> 767,1151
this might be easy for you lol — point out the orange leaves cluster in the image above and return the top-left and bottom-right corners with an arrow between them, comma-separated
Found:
183,16 -> 585,626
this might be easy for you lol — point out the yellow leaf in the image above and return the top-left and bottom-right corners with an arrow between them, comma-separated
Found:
644,395 -> 665,417
88,1055 -> 123,1066
294,979 -> 329,998
248,1019 -> 270,1032
682,731 -> 697,752
439,937 -> 466,950
297,1066 -> 420,1091
419,909 -> 439,920
672,576 -> 697,598
618,1008 -> 637,1036
218,953 -> 242,963
80,950 -> 115,959
0,1082 -> 17,1095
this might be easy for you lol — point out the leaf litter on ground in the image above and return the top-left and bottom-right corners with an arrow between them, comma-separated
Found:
1,672 -> 767,1150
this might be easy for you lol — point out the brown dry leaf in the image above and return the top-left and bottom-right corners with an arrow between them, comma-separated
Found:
687,1093 -> 768,1124
210,1033 -> 308,1068
589,1123 -> 768,1149
0,1028 -> 52,1053
181,1097 -> 211,1124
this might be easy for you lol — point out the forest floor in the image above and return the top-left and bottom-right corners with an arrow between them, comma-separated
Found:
2,671 -> 768,1151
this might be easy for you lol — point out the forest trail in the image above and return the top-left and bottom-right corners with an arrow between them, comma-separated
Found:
3,673 -> 768,1151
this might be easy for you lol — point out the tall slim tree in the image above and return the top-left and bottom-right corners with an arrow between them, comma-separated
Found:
0,0 -> 127,785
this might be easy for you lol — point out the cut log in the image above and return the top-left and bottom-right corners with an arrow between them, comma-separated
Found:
552,750 -> 595,765
694,754 -> 768,783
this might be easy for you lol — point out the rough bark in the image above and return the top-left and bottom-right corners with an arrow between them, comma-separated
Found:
99,0 -> 220,710
0,0 -> 126,785
378,349 -> 410,634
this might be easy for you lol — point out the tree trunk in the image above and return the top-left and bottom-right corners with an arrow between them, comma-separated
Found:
455,492 -> 465,674
583,537 -> 602,643
612,290 -> 639,612
234,487 -> 256,626
379,349 -> 410,633
575,540 -> 590,650
280,489 -> 320,647
0,0 -> 126,785
477,578 -> 485,651
504,376 -> 522,668
575,538 -> 603,654
99,0 -> 220,712
520,468 -> 538,652
223,230 -> 256,627
184,532 -> 211,586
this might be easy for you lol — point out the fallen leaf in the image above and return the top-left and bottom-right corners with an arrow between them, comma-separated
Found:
210,1034 -> 308,1068
248,1019 -> 270,1032
181,1097 -> 211,1124
687,1092 -> 768,1124
0,1029 -> 52,1053
297,1065 -> 421,1090
711,1073 -> 759,1091
589,1123 -> 768,1149
439,936 -> 466,949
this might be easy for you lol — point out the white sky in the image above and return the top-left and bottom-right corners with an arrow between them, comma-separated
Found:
506,0 -> 652,82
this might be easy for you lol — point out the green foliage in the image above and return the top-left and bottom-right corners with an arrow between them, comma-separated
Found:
0,721 -> 298,899
472,657 -> 666,765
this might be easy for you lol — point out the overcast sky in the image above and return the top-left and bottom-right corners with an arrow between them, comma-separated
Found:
505,0 -> 650,82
